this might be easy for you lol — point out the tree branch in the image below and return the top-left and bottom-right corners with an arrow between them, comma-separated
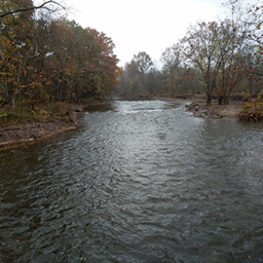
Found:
0,1 -> 64,19
0,58 -> 11,71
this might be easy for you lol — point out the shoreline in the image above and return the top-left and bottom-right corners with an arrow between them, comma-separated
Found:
0,99 -> 113,151
0,98 -> 245,151
0,104 -> 84,151
184,99 -> 245,120
152,96 -> 245,120
0,121 -> 78,151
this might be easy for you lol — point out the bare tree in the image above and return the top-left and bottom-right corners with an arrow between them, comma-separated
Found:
182,22 -> 225,104
132,52 -> 154,74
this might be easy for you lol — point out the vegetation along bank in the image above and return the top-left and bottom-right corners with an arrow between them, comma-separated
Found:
0,0 -> 120,150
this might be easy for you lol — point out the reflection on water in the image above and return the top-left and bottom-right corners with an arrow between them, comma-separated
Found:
84,103 -> 115,112
1,100 -> 263,263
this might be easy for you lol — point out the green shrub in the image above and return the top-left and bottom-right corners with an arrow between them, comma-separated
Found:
0,112 -> 19,122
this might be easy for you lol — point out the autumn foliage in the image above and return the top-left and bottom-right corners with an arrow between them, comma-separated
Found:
0,0 -> 120,111
238,93 -> 263,121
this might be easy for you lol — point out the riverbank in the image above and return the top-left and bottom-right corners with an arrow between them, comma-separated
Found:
0,104 -> 83,151
185,99 -> 245,119
0,98 -> 113,151
0,121 -> 77,151
154,96 -> 245,119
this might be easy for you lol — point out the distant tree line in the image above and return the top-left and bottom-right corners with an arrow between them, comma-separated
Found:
117,0 -> 263,105
0,0 -> 120,110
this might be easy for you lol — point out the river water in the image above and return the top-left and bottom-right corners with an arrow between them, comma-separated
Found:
1,100 -> 263,263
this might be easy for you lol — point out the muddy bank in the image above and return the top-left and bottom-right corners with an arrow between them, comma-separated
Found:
185,100 -> 245,120
0,106 -> 83,151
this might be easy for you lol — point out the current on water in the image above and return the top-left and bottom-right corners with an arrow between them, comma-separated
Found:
1,100 -> 263,263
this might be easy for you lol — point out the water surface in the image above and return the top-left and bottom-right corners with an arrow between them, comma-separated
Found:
1,100 -> 263,263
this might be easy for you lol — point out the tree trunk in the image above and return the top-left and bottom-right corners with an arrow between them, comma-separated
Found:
11,95 -> 16,111
206,79 -> 212,105
206,94 -> 212,105
218,96 -> 223,105
248,78 -> 253,96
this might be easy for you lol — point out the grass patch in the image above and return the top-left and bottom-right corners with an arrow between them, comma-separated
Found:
0,102 -> 72,128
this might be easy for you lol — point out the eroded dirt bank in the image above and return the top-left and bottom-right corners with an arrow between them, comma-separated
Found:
0,106 -> 82,151
0,121 -> 77,151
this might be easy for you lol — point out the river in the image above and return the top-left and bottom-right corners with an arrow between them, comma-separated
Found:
1,100 -> 263,263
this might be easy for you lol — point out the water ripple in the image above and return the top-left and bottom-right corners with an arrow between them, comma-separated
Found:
1,100 -> 263,262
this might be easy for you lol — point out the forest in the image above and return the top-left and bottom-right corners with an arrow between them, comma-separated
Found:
0,0 -> 120,124
1,0 -> 263,123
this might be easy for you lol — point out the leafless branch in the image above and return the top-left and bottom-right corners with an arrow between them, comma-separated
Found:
0,1 -> 64,19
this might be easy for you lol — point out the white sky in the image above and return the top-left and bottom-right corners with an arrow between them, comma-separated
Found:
63,0 -> 227,66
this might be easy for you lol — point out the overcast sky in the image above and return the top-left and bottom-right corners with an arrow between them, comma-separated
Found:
62,0 -> 227,66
